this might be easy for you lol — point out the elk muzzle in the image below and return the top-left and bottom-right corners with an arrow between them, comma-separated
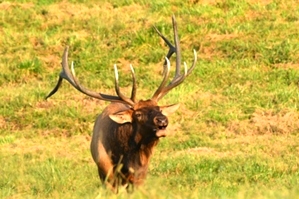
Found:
154,115 -> 168,137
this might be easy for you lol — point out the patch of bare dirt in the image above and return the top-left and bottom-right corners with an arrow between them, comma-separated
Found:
228,109 -> 299,135
206,33 -> 240,42
251,109 -> 299,134
40,54 -> 60,68
116,58 -> 138,70
42,2 -> 147,31
198,91 -> 227,107
246,0 -> 273,6
198,33 -> 242,59
244,9 -> 265,21
0,2 -> 34,10
274,63 -> 299,70
189,0 -> 220,5
0,116 -> 7,129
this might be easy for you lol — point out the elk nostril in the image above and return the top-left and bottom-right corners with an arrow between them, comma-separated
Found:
158,125 -> 167,130
155,117 -> 168,128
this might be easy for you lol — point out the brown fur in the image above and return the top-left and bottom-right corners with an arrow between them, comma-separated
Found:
90,100 -> 178,189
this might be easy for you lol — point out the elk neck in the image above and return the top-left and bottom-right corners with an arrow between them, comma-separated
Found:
130,122 -> 159,161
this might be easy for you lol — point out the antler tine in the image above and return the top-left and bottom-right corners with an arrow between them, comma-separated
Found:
113,65 -> 135,106
45,47 -> 77,100
45,76 -> 63,100
153,26 -> 176,65
157,49 -> 198,100
169,49 -> 197,84
151,57 -> 171,101
151,15 -> 198,102
154,61 -> 187,101
186,49 -> 197,77
129,64 -> 137,102
172,15 -> 182,78
154,15 -> 181,78
45,46 -> 135,106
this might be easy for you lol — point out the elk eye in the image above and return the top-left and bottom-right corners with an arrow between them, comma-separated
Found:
135,113 -> 141,118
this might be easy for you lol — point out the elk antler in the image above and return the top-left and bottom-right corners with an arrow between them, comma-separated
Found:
152,15 -> 197,102
45,46 -> 136,106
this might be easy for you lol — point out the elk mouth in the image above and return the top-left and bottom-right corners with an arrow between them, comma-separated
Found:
154,125 -> 168,137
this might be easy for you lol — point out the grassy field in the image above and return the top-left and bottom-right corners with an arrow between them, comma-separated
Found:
1,0 -> 299,198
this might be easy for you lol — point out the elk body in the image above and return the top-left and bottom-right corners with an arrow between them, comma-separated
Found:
45,16 -> 197,190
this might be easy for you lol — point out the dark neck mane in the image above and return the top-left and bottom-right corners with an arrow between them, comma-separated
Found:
130,126 -> 159,166
113,122 -> 159,185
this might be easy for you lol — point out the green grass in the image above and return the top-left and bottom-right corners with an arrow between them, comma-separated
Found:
1,0 -> 299,198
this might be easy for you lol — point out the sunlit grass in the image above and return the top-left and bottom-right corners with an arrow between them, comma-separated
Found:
1,0 -> 299,198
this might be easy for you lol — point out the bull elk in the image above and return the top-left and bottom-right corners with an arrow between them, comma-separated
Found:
45,15 -> 197,191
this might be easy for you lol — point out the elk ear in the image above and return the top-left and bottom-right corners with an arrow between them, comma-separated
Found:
109,110 -> 133,124
160,104 -> 180,116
